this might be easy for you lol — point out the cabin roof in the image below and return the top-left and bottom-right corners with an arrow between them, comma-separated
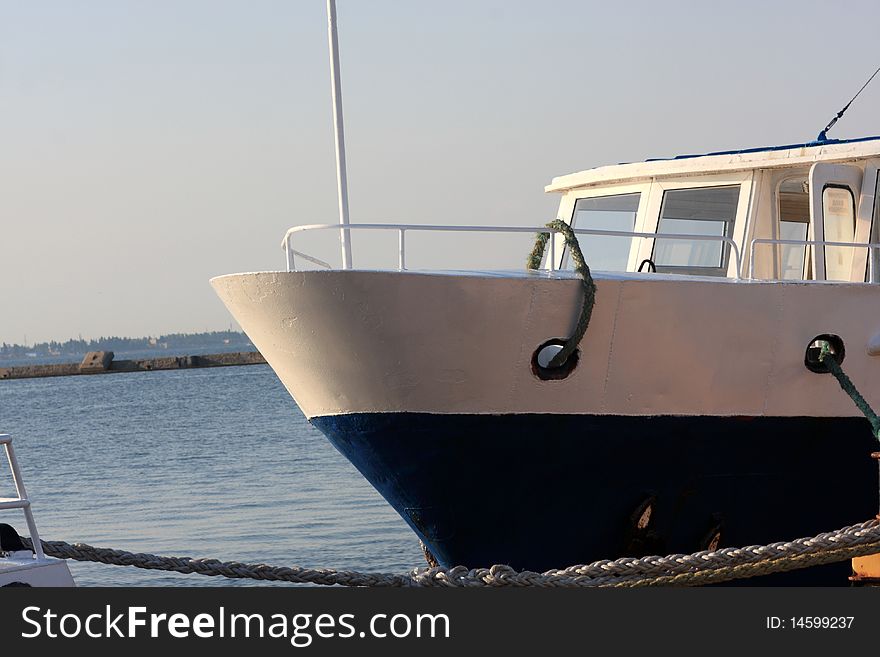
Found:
545,135 -> 880,193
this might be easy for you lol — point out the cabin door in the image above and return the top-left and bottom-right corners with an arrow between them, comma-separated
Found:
808,163 -> 862,281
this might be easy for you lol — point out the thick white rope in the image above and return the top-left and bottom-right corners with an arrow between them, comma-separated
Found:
20,519 -> 880,587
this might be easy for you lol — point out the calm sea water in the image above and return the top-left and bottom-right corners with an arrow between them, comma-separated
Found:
0,365 -> 420,586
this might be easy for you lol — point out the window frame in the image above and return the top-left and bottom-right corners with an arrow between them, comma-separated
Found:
556,181 -> 652,271
865,166 -> 880,282
650,185 -> 740,276
806,162 -> 864,281
774,175 -> 811,281
636,173 -> 753,278
821,183 -> 857,281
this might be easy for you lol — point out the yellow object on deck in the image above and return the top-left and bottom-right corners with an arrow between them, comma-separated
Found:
852,552 -> 880,580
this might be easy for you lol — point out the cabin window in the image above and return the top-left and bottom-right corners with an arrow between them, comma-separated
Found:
652,186 -> 739,276
569,193 -> 640,271
870,172 -> 880,282
822,185 -> 856,281
778,178 -> 810,280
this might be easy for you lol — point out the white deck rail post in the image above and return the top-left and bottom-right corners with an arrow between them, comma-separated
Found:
327,0 -> 353,270
1,435 -> 45,561
398,229 -> 406,271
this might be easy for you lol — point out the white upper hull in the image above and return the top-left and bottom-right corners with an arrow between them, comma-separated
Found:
211,270 -> 880,419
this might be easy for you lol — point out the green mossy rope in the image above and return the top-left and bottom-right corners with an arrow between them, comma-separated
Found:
527,220 -> 597,369
818,341 -> 880,441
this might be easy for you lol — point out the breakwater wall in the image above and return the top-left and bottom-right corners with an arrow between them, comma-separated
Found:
0,351 -> 266,380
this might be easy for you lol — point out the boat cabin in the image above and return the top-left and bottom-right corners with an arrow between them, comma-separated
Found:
546,136 -> 880,282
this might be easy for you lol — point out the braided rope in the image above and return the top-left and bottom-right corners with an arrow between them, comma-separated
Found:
819,341 -> 880,440
20,537 -> 413,587
21,519 -> 880,587
527,220 -> 596,368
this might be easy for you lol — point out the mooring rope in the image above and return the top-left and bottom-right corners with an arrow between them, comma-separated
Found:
20,519 -> 880,587
19,537 -> 411,587
819,341 -> 880,440
527,220 -> 597,369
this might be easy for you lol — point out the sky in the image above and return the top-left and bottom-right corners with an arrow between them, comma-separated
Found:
2,0 -> 880,344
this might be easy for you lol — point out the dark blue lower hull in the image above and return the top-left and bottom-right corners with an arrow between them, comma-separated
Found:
312,413 -> 879,585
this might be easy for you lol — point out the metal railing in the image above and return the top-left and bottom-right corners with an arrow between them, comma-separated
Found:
281,223 -> 744,278
0,434 -> 45,561
748,238 -> 880,281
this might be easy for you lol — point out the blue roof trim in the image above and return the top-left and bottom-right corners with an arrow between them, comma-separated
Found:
638,135 -> 880,164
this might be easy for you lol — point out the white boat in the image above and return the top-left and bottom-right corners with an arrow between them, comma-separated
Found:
212,138 -> 880,581
212,136 -> 880,584
0,435 -> 75,587
206,2 -> 880,584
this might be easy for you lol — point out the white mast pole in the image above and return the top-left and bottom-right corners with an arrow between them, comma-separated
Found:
326,0 -> 352,269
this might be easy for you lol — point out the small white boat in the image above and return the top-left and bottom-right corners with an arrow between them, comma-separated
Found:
0,434 -> 74,587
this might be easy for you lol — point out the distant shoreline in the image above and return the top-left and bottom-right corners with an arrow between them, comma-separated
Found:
0,330 -> 251,365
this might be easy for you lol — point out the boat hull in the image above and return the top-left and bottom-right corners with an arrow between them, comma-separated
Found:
211,269 -> 880,584
314,412 -> 878,584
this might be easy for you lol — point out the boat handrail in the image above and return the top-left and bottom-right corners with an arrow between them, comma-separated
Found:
748,238 -> 880,281
281,223 -> 744,279
0,434 -> 46,561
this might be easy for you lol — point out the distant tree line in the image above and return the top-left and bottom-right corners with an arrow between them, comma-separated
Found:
0,331 -> 251,359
